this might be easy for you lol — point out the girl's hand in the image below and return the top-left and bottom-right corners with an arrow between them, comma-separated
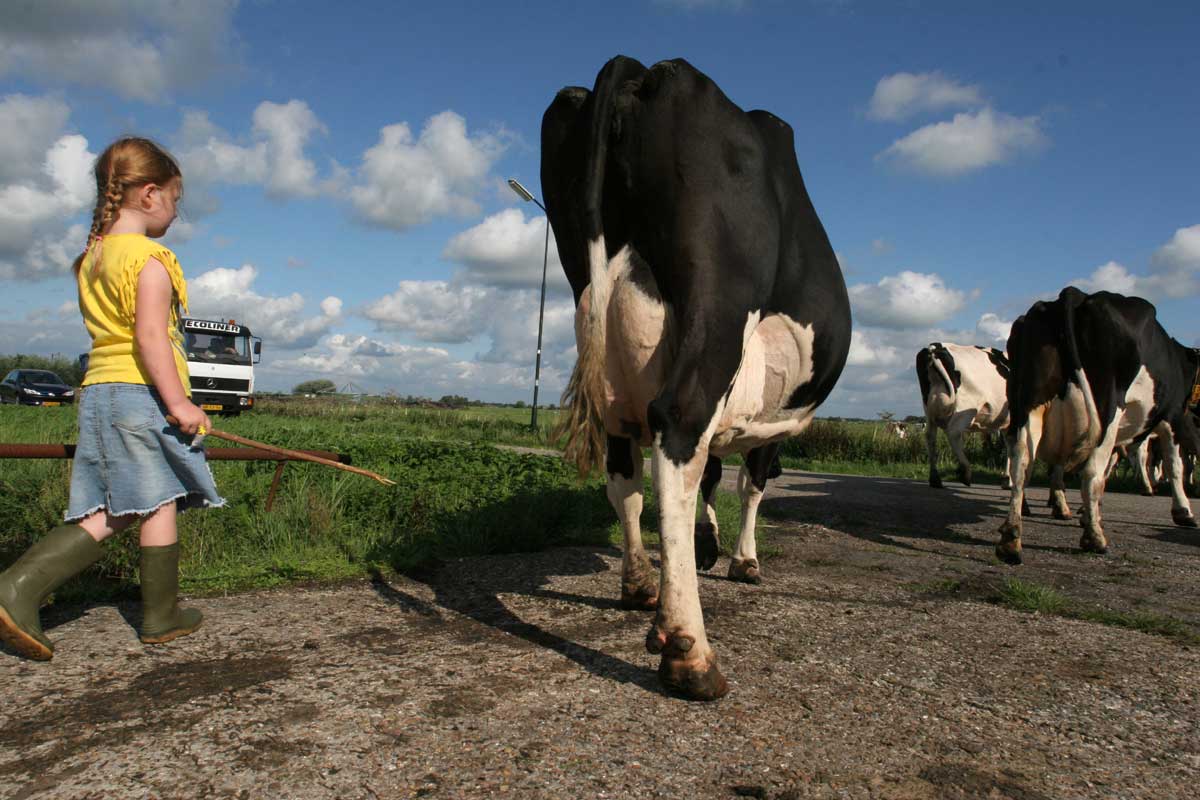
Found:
169,401 -> 212,435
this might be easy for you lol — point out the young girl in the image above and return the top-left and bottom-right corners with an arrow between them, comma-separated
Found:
0,137 -> 223,661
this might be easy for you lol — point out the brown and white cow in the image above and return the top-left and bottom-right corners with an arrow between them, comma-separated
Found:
916,343 -> 1011,489
997,287 -> 1200,563
542,56 -> 850,699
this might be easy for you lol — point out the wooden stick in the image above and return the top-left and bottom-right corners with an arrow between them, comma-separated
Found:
166,416 -> 396,486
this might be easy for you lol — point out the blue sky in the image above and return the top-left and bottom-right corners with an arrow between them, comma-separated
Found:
1,0 -> 1197,418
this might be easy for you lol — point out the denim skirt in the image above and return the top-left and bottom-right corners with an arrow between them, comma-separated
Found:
65,383 -> 225,521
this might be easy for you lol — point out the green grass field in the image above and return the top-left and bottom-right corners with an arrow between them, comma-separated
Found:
0,396 -> 1150,602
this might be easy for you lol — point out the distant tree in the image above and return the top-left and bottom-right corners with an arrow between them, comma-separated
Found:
514,400 -> 526,408
293,379 -> 336,395
438,394 -> 469,408
877,410 -> 896,422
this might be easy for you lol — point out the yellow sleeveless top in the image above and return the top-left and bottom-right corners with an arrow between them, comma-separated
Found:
77,233 -> 191,394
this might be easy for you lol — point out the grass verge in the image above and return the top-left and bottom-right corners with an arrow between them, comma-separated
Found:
994,577 -> 1198,645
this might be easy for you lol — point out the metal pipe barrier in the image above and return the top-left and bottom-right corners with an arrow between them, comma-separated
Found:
0,444 -> 351,512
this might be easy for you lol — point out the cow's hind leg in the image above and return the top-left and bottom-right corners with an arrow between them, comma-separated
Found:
926,419 -> 943,488
1157,426 -> 1198,527
946,413 -> 974,486
694,455 -> 723,571
607,435 -> 658,610
998,410 -> 1043,564
1048,466 -> 1072,520
1000,435 -> 1013,490
1078,423 -> 1122,554
728,444 -> 779,584
1131,438 -> 1154,496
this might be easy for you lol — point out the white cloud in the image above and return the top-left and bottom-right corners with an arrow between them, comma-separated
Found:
176,101 -> 325,200
1071,225 -> 1200,300
867,71 -> 984,121
849,270 -> 968,328
356,276 -> 579,397
0,304 -> 89,357
267,334 -> 454,381
252,101 -> 326,198
1073,260 -> 1140,296
0,1 -> 239,102
976,312 -> 1012,344
877,108 -> 1047,176
348,111 -> 507,230
0,108 -> 96,280
187,264 -> 342,349
442,208 -> 569,294
477,292 -> 576,368
44,134 -> 95,210
846,330 -> 901,367
870,238 -> 893,256
0,95 -> 72,185
361,280 -> 495,344
263,330 -> 561,401
1148,224 -> 1200,298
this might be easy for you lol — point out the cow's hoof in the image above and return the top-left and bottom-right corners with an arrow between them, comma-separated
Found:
1051,505 -> 1072,521
1079,533 -> 1108,554
1141,488 -> 1155,497
995,523 -> 1022,565
1171,509 -> 1198,528
995,544 -> 1023,565
929,475 -> 944,489
1021,499 -> 1031,517
1001,479 -> 1012,491
621,558 -> 659,610
694,521 -> 720,572
658,653 -> 729,701
620,583 -> 659,611
957,469 -> 972,487
727,558 -> 762,584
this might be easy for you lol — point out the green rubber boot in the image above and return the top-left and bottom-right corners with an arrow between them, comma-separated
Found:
0,524 -> 103,661
139,543 -> 202,644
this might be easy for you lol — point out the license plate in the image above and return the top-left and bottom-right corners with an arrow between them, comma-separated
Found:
43,401 -> 61,407
201,404 -> 223,411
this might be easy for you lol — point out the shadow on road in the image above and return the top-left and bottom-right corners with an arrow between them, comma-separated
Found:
368,547 -> 661,695
760,471 -> 1079,560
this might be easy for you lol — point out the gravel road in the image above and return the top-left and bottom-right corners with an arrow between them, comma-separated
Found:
2,468 -> 1198,799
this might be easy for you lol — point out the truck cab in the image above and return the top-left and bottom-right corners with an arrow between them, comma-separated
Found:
181,318 -> 262,415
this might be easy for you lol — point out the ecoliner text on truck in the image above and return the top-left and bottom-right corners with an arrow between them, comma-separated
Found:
181,318 -> 262,415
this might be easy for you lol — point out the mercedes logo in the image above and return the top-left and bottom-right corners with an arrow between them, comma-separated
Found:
205,378 -> 217,389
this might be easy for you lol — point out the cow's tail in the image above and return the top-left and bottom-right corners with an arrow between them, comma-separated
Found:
556,57 -> 635,477
930,348 -> 957,407
558,255 -> 610,477
1062,290 -> 1102,455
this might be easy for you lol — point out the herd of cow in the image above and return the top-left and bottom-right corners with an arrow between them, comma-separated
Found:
540,56 -> 1200,700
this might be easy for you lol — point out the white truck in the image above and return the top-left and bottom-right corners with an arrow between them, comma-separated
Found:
181,317 -> 262,415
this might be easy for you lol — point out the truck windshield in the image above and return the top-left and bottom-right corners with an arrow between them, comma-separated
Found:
184,332 -> 251,365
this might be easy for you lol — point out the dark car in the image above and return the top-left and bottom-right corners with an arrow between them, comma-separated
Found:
0,369 -> 76,406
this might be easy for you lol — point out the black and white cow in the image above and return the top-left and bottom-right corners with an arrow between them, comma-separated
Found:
542,56 -> 850,699
916,343 -> 1011,488
997,286 -> 1200,564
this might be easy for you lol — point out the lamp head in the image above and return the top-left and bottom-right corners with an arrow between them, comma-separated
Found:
507,178 -> 535,203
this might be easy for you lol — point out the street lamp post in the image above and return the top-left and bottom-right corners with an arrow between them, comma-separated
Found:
507,178 -> 550,431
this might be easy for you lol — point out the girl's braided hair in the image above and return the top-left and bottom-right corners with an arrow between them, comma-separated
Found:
72,137 -> 182,276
